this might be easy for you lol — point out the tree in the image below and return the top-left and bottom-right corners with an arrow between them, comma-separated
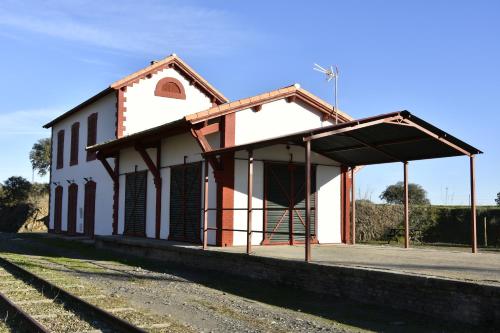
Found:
1,176 -> 32,206
379,181 -> 430,205
29,138 -> 51,177
495,192 -> 500,206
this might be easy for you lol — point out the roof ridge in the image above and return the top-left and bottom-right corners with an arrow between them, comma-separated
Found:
185,84 -> 353,123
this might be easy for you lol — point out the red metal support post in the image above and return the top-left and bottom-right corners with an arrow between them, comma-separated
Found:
351,167 -> 356,245
203,160 -> 209,250
404,161 -> 409,249
246,150 -> 253,255
470,155 -> 477,253
305,140 -> 312,262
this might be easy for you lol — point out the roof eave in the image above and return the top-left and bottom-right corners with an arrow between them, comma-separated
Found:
43,87 -> 114,129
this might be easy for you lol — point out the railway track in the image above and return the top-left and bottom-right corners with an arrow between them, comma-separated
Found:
0,256 -> 147,333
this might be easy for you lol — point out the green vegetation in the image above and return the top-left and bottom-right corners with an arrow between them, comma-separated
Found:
355,200 -> 500,246
379,181 -> 430,205
29,138 -> 51,177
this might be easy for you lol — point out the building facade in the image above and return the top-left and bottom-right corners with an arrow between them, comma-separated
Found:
44,54 -> 354,247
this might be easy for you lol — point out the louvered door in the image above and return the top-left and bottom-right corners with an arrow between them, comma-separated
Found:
124,171 -> 147,237
169,162 -> 202,243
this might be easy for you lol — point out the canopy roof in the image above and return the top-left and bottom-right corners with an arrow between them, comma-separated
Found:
204,111 -> 482,166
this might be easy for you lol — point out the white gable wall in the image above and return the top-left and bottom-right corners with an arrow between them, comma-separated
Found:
49,92 -> 116,235
235,99 -> 333,146
123,68 -> 213,136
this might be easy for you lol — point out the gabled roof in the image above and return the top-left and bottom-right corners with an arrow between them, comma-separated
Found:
43,54 -> 228,128
110,54 -> 228,103
185,84 -> 353,124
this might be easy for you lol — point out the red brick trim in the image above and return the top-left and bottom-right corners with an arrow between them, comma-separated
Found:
215,113 -> 235,247
154,77 -> 186,100
116,88 -> 126,138
112,156 -> 120,235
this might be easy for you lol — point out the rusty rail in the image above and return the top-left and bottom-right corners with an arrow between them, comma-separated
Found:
0,289 -> 49,333
0,256 -> 146,333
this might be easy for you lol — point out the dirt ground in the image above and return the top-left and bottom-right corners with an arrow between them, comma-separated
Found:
0,233 -> 486,333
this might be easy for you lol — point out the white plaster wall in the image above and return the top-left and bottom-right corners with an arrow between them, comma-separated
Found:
233,160 -> 264,246
124,68 -> 213,135
49,93 -> 116,235
235,99 -> 334,146
233,144 -> 341,245
317,165 -> 341,243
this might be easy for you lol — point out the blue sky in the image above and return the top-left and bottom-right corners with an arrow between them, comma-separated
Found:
0,0 -> 498,205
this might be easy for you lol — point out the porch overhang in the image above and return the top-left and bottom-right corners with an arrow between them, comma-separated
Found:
86,118 -> 189,158
202,110 -> 482,164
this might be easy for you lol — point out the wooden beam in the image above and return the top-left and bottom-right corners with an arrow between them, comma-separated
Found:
470,155 -> 477,253
404,161 -> 409,249
303,115 -> 403,141
305,140 -> 312,262
351,167 -> 356,245
246,150 -> 253,255
197,122 -> 220,136
135,144 -> 161,181
203,160 -> 209,250
97,155 -> 118,183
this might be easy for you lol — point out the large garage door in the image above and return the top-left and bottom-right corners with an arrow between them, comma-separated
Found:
124,171 -> 147,237
264,163 -> 316,244
169,162 -> 202,244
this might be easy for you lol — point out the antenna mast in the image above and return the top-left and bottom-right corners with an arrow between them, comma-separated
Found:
313,63 -> 339,124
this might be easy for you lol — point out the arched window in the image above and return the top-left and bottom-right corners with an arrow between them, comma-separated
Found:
154,77 -> 186,100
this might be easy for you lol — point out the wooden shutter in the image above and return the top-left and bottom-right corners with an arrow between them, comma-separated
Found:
84,181 -> 96,237
124,171 -> 147,237
86,113 -> 98,161
54,186 -> 63,233
70,122 -> 79,166
56,130 -> 64,169
169,162 -> 202,243
67,183 -> 78,235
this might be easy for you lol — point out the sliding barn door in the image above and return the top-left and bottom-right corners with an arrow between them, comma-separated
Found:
169,162 -> 202,244
124,171 -> 147,237
264,163 -> 316,245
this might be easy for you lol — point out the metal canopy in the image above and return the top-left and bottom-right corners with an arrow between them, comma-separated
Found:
203,111 -> 482,165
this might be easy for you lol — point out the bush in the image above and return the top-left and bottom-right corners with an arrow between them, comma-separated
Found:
0,176 -> 32,207
355,201 -> 500,246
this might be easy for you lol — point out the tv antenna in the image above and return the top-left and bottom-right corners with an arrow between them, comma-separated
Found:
313,63 -> 339,124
